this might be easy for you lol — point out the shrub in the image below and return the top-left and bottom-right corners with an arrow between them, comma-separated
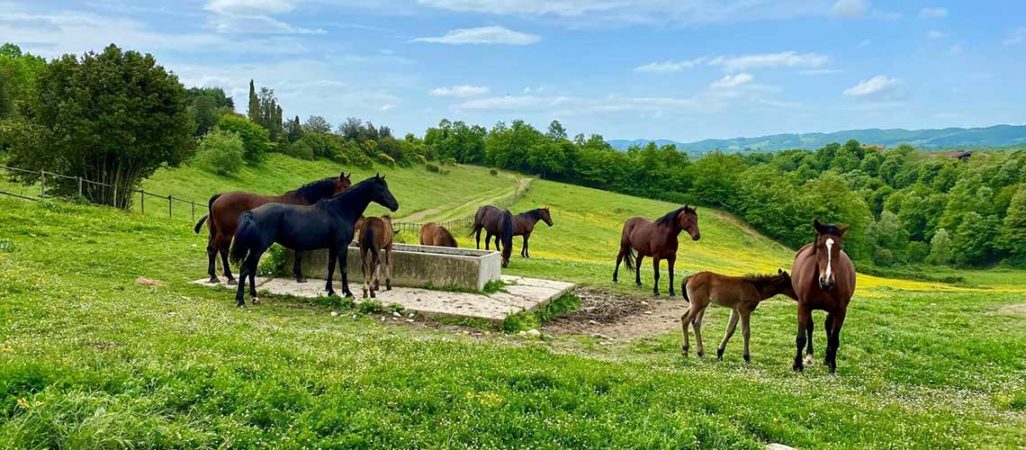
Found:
283,139 -> 315,160
194,129 -> 244,176
376,152 -> 396,168
216,114 -> 270,161
489,168 -> 498,176
873,247 -> 894,267
907,241 -> 929,263
257,244 -> 287,277
358,300 -> 384,314
426,163 -> 440,173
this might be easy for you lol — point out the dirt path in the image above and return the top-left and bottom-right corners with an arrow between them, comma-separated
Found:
545,287 -> 687,340
399,176 -> 533,224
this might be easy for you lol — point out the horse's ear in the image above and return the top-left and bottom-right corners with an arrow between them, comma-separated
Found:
813,219 -> 825,234
778,268 -> 783,274
838,224 -> 850,236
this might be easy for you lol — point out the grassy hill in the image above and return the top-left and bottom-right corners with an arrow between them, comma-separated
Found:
2,155 -> 1026,448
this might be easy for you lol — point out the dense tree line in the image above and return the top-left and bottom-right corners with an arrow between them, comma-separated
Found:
423,118 -> 1026,269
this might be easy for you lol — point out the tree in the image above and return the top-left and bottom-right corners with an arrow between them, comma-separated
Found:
952,212 -> 1001,266
186,86 -> 234,110
868,210 -> 909,264
284,115 -> 302,143
216,114 -> 270,161
1001,186 -> 1026,266
929,228 -> 952,265
190,95 -> 218,137
547,120 -> 568,141
0,43 -> 46,119
247,79 -> 259,123
6,44 -> 193,208
195,128 -> 244,175
303,115 -> 332,134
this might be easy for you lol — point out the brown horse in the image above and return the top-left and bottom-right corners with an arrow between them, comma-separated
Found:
613,206 -> 701,296
791,220 -> 856,374
681,270 -> 797,361
512,208 -> 553,258
359,216 -> 394,298
470,205 -> 514,267
194,173 -> 351,284
420,222 -> 458,247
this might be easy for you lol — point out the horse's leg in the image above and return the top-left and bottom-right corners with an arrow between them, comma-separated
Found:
219,243 -> 235,284
793,304 -> 812,372
521,235 -> 529,258
294,250 -> 306,283
825,310 -> 846,374
475,228 -> 482,249
666,255 -> 676,297
740,308 -> 753,363
339,249 -> 353,298
613,246 -> 625,283
484,232 -> 492,250
681,303 -> 696,356
325,247 -> 337,297
234,260 -> 248,307
651,256 -> 661,296
247,254 -> 259,304
384,247 -> 392,291
635,255 -> 644,287
361,248 -> 369,298
805,314 -> 823,365
693,308 -> 706,358
206,240 -> 219,283
717,309 -> 740,361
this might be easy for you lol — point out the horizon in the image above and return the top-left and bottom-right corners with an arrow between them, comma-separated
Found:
3,1 -> 1025,142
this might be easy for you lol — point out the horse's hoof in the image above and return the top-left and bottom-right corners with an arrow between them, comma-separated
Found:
792,362 -> 804,372
236,303 -> 246,308
805,354 -> 815,365
743,354 -> 751,363
251,297 -> 260,304
226,279 -> 237,285
682,347 -> 689,357
652,292 -> 660,297
327,291 -> 337,297
208,277 -> 219,284
716,349 -> 724,361
296,278 -> 307,284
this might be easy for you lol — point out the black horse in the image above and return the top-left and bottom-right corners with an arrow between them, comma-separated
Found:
229,174 -> 399,307
469,205 -> 515,267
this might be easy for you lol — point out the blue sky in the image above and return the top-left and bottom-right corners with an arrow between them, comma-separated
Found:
3,0 -> 1025,141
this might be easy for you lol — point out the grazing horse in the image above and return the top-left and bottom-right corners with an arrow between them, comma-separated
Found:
229,175 -> 399,307
469,205 -> 514,267
419,222 -> 458,247
512,208 -> 553,258
791,220 -> 856,374
194,173 -> 351,284
613,206 -> 701,296
681,270 -> 797,361
359,216 -> 394,298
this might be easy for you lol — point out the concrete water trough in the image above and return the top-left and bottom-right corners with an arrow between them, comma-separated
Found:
285,244 -> 501,292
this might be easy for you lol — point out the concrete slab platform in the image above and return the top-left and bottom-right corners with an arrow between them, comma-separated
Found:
191,275 -> 575,322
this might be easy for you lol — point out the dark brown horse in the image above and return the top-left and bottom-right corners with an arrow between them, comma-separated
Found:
470,205 -> 514,267
194,173 -> 351,284
681,270 -> 797,361
791,220 -> 856,374
419,222 -> 458,247
512,208 -> 553,258
613,206 -> 701,296
359,216 -> 394,298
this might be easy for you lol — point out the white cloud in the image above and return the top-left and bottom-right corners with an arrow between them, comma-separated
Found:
800,68 -> 842,76
1004,28 -> 1026,46
411,26 -> 540,45
634,58 -> 705,73
948,45 -> 963,55
918,7 -> 948,19
927,30 -> 943,40
429,85 -> 490,97
708,51 -> 828,72
843,75 -> 901,97
416,0 -> 620,17
710,73 -> 753,88
379,104 -> 397,111
205,0 -> 298,15
209,14 -> 325,34
831,0 -> 868,18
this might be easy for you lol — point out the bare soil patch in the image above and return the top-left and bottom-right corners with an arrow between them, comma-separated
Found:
999,303 -> 1026,316
545,287 -> 687,340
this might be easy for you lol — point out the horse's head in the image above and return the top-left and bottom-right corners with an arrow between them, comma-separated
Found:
775,268 -> 798,300
369,173 -> 399,212
539,208 -> 553,227
678,206 -> 701,241
812,219 -> 849,291
335,172 -> 352,194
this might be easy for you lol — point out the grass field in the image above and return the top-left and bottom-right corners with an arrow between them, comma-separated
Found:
2,158 -> 1026,448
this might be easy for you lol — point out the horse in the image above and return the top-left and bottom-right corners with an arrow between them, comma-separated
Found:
359,216 -> 394,298
681,270 -> 797,362
194,173 -> 351,284
613,206 -> 701,296
512,208 -> 553,258
419,222 -> 458,247
229,175 -> 398,307
791,220 -> 856,374
469,205 -> 514,267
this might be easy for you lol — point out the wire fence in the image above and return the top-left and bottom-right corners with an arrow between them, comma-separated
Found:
1,163 -> 534,235
0,164 -> 208,222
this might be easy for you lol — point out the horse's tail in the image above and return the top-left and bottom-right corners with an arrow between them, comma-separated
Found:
501,211 -> 514,248
229,211 -> 256,265
193,193 -> 221,234
623,247 -> 636,273
681,275 -> 691,302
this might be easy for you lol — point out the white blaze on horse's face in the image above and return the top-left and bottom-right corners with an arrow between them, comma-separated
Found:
825,238 -> 834,280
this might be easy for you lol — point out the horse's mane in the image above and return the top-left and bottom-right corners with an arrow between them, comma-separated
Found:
742,273 -> 790,289
517,209 -> 543,220
655,207 -> 687,227
817,223 -> 845,236
294,177 -> 338,204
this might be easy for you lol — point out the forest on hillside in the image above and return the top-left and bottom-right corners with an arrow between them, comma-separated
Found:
2,43 -> 1024,270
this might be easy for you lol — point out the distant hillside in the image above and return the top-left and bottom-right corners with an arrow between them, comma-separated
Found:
609,124 -> 1026,154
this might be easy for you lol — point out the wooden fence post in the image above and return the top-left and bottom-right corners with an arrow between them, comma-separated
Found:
140,190 -> 145,213
40,171 -> 45,197
78,177 -> 83,197
168,195 -> 173,219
